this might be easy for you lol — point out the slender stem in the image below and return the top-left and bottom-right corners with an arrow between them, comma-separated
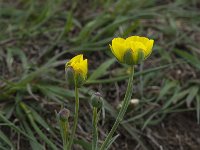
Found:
92,107 -> 98,150
68,85 -> 79,150
100,67 -> 134,150
139,62 -> 144,99
59,119 -> 68,150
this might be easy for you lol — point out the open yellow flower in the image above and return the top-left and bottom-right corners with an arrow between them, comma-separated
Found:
65,54 -> 88,86
110,36 -> 154,65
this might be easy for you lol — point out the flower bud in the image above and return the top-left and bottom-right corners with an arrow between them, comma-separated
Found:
91,92 -> 103,109
58,108 -> 70,122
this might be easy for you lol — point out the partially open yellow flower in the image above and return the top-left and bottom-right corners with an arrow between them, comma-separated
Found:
65,54 -> 88,86
110,36 -> 154,65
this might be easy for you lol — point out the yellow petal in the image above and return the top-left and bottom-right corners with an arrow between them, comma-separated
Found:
130,42 -> 146,61
79,59 -> 88,78
72,62 -> 80,72
145,40 -> 154,58
130,41 -> 146,52
137,37 -> 149,45
126,36 -> 149,44
126,36 -> 140,43
111,38 -> 127,62
69,54 -> 83,66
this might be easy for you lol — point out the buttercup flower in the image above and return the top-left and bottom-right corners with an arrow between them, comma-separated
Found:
65,54 -> 88,86
110,36 -> 154,65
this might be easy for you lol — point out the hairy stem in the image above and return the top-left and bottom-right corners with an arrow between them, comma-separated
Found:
92,107 -> 98,150
68,85 -> 79,150
100,67 -> 134,150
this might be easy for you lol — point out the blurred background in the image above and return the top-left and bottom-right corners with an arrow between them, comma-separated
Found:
0,0 -> 200,149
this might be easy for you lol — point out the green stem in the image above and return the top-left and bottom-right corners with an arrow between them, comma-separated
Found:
59,119 -> 68,150
68,85 -> 79,150
92,107 -> 98,150
100,67 -> 134,150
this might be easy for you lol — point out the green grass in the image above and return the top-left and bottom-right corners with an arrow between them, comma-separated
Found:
0,0 -> 200,149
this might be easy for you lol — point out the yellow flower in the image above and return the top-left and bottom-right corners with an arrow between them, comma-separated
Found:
65,54 -> 88,86
110,36 -> 154,65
